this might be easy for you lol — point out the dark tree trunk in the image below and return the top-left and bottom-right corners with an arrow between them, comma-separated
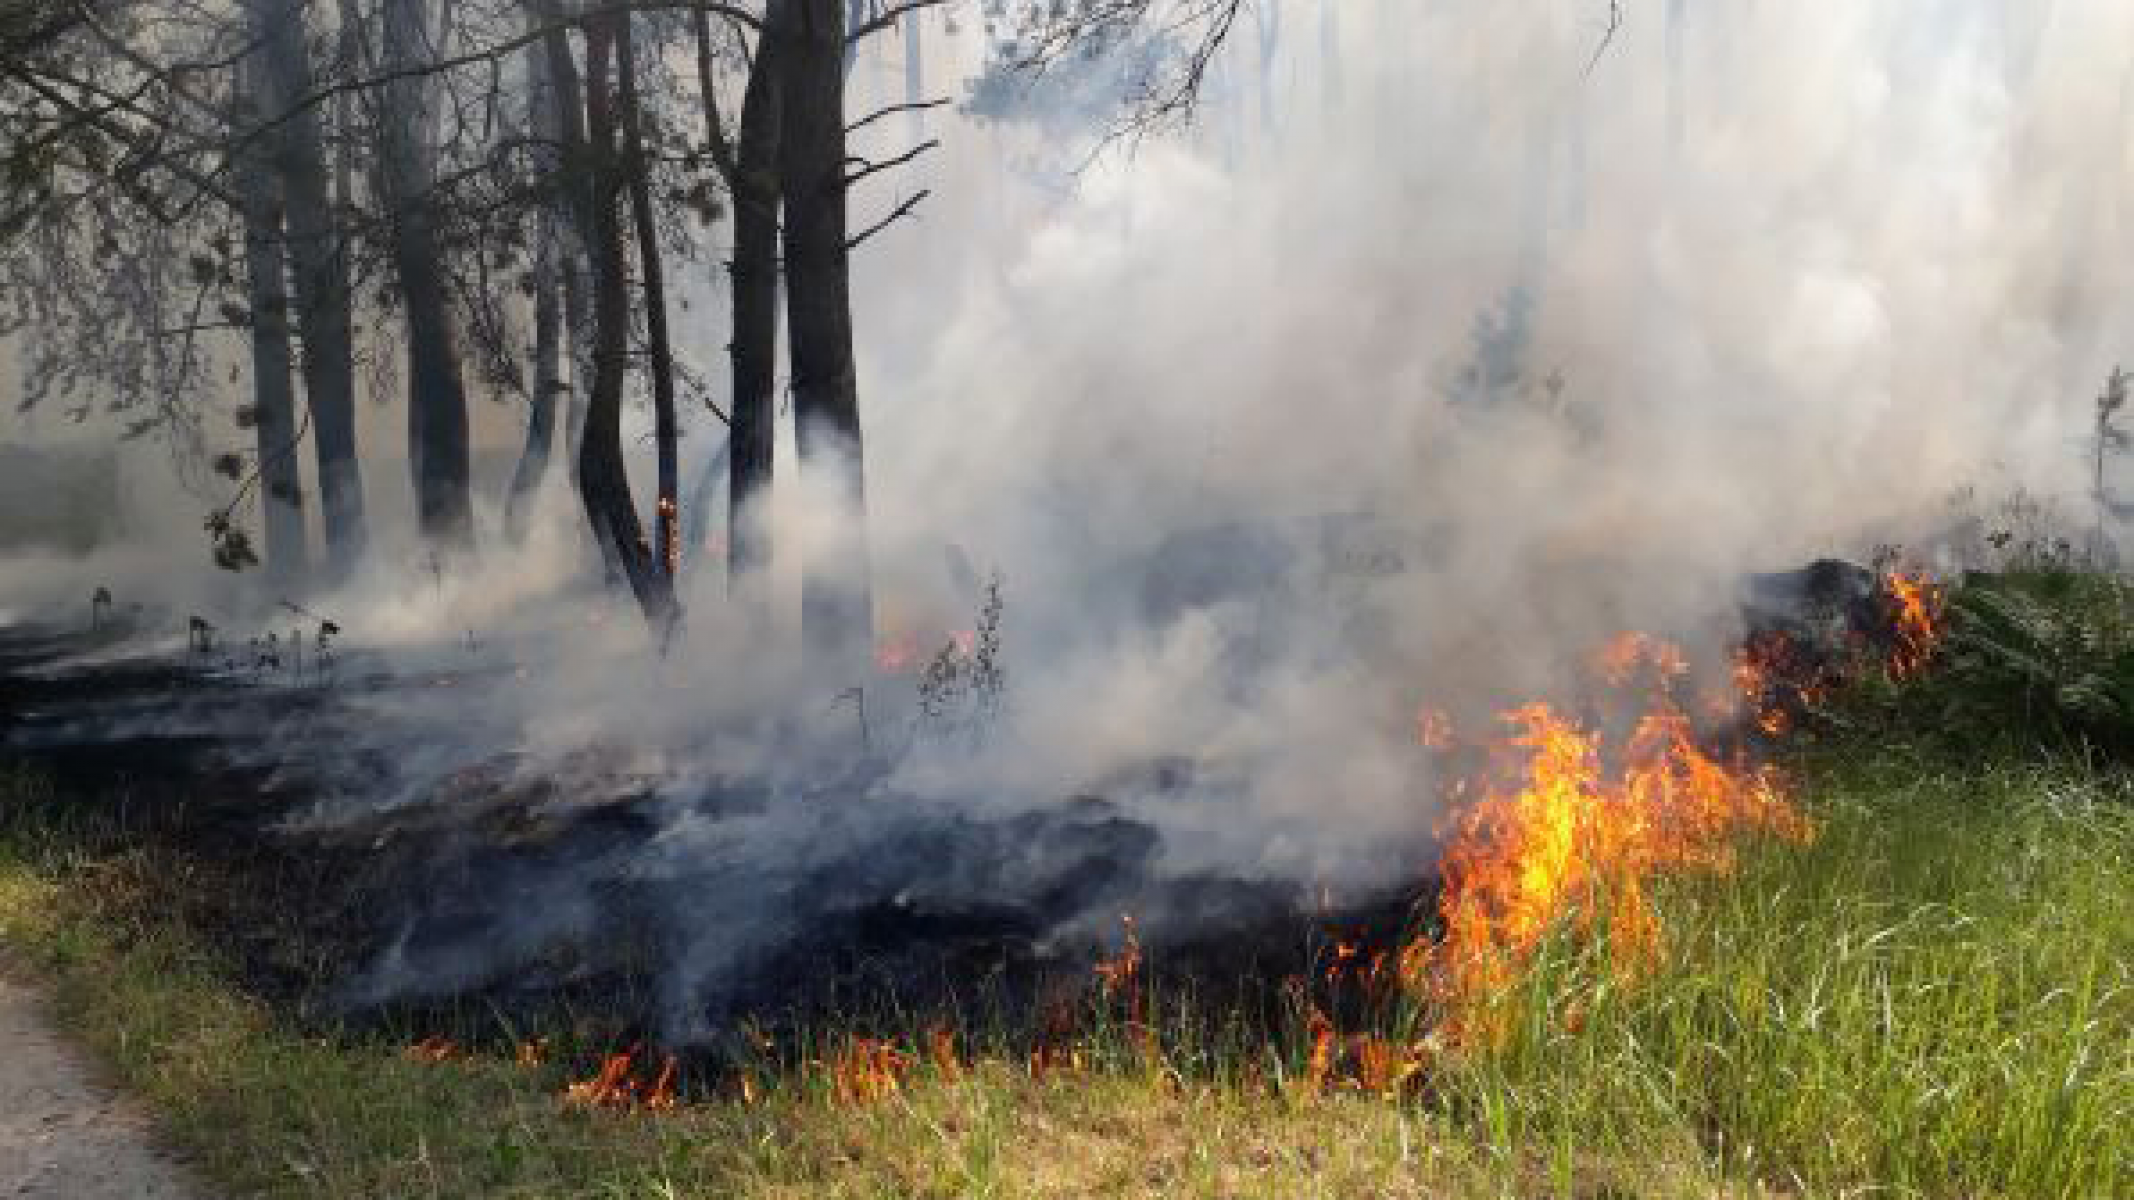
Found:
578,14 -> 676,636
721,12 -> 784,600
253,0 -> 367,578
234,60 -> 308,585
534,11 -> 594,499
561,250 -> 591,493
779,0 -> 872,668
615,17 -> 681,582
334,0 -> 362,215
504,33 -> 564,544
535,9 -> 614,579
377,0 -> 475,551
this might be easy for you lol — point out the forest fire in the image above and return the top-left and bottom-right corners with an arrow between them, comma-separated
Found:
824,1037 -> 914,1104
1302,1007 -> 1430,1099
1399,633 -> 1814,1045
1885,570 -> 1947,679
561,1049 -> 678,1112
1732,636 -> 1803,734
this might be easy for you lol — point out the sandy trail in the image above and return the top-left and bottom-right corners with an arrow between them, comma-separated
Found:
0,975 -> 206,1198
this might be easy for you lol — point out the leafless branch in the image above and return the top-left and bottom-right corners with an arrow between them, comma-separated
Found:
842,138 -> 937,187
1585,1 -> 1624,77
845,187 -> 928,250
845,96 -> 950,135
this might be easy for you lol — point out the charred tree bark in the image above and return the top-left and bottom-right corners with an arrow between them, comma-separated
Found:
779,0 -> 872,667
234,61 -> 308,585
504,33 -> 565,544
578,14 -> 676,635
251,0 -> 367,578
615,17 -> 681,581
376,0 -> 475,551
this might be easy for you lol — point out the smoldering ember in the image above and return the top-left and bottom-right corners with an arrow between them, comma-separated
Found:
1,4 -> 2129,1197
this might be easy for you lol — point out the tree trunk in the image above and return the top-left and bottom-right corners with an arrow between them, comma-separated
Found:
504,32 -> 564,544
616,17 -> 681,582
578,13 -> 676,635
533,10 -> 594,499
334,0 -> 362,215
377,0 -> 475,551
234,60 -> 309,585
721,12 -> 784,601
253,0 -> 367,578
534,8 -> 614,580
779,0 -> 872,669
561,247 -> 591,493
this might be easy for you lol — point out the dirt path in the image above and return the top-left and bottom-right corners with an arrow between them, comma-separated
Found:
0,976 -> 207,1198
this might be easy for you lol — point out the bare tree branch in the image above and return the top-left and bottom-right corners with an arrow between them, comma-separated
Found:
845,95 -> 949,135
845,186 -> 927,250
842,137 -> 936,187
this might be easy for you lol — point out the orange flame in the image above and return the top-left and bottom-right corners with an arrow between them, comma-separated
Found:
563,1052 -> 636,1107
826,1037 -> 913,1104
1885,571 -> 1946,680
1094,914 -> 1160,1061
1593,632 -> 1688,687
1731,633 -> 1830,735
1297,1005 -> 1430,1099
1407,636 -> 1813,1045
561,1049 -> 680,1112
1303,1007 -> 1337,1095
928,1028 -> 964,1082
405,1035 -> 460,1063
1093,914 -> 1142,999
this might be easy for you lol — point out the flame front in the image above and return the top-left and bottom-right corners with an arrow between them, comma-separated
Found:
826,1037 -> 913,1104
1405,635 -> 1813,1044
562,1049 -> 679,1112
1885,571 -> 1946,679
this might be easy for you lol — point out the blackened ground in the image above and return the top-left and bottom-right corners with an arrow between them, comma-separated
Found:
0,620 -> 1435,1081
0,557 -> 1907,1079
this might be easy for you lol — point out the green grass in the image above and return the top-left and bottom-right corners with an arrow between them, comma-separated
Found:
2,737 -> 2129,1196
1449,749 -> 2131,1196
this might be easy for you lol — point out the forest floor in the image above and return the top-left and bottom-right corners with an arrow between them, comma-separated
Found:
0,973 -> 205,1198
